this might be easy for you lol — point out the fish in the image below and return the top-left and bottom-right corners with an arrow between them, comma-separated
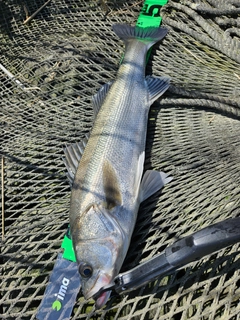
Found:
63,23 -> 172,309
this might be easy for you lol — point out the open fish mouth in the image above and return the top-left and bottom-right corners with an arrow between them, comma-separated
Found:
83,273 -> 112,305
95,290 -> 112,309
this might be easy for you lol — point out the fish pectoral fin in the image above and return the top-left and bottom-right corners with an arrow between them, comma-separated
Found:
92,81 -> 113,118
63,134 -> 89,186
102,160 -> 122,210
133,151 -> 145,197
139,170 -> 173,203
146,76 -> 170,105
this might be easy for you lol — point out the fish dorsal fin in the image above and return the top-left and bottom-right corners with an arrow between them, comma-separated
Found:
139,170 -> 173,203
102,159 -> 122,210
63,134 -> 89,186
92,81 -> 113,118
146,76 -> 170,105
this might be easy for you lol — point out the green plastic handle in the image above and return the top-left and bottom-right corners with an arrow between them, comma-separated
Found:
137,0 -> 168,28
61,226 -> 76,262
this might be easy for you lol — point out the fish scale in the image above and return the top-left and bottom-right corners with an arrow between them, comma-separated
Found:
64,23 -> 172,309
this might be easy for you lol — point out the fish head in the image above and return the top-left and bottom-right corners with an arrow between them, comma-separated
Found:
71,203 -> 126,308
76,240 -> 116,308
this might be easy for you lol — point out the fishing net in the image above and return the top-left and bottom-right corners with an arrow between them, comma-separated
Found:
1,0 -> 240,319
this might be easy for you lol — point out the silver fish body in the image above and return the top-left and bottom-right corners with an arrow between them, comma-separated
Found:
64,24 -> 172,308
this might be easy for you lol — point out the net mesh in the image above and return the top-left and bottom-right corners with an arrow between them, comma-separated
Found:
0,0 -> 240,319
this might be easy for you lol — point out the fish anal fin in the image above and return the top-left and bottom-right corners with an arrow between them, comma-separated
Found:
139,170 -> 173,203
146,76 -> 170,105
102,160 -> 122,210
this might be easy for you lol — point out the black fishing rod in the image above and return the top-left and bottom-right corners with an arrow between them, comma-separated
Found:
94,217 -> 240,296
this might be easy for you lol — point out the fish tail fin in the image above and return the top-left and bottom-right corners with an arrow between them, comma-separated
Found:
112,24 -> 167,51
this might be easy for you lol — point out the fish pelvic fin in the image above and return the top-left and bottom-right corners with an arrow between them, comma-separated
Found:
102,160 -> 122,210
112,24 -> 168,51
139,170 -> 173,203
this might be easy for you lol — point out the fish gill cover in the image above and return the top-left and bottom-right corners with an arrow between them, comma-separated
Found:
0,0 -> 240,319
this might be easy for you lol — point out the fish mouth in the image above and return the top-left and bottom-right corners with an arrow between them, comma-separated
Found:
95,290 -> 112,309
84,272 -> 112,307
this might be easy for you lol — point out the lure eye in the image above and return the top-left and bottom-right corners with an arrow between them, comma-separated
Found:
79,263 -> 93,278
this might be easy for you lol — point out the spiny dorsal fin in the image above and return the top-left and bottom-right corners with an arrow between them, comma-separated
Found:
92,81 -> 113,118
146,76 -> 170,105
102,159 -> 122,210
63,134 -> 89,186
139,170 -> 173,203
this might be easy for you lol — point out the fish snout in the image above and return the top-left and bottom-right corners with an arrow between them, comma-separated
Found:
83,272 -> 112,301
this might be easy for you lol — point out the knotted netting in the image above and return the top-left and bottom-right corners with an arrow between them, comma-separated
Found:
0,1 -> 240,319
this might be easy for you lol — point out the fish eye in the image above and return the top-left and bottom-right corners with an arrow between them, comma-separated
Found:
79,263 -> 93,278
